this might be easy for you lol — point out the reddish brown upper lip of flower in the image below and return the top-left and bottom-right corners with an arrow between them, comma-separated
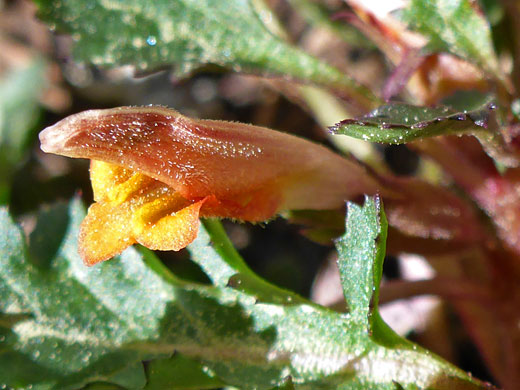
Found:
40,106 -> 272,199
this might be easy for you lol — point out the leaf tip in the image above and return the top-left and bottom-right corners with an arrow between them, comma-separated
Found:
327,125 -> 339,134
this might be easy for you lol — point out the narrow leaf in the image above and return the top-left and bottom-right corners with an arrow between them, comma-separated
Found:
333,94 -> 520,167
335,195 -> 386,325
331,98 -> 496,144
333,195 -> 494,388
188,218 -> 305,305
34,0 -> 379,108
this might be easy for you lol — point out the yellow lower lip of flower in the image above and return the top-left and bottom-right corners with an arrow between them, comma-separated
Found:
80,161 -> 206,265
81,160 -> 285,265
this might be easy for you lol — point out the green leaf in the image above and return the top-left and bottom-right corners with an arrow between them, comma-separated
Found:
336,196 -> 387,326
28,201 -> 70,268
400,0 -> 502,78
332,196 -> 494,389
336,195 -> 407,350
0,198 -> 492,389
188,219 -> 305,305
144,354 -> 224,390
34,0 -> 380,109
332,94 -> 520,166
187,219 -> 252,287
0,58 -> 46,203
331,97 -> 496,144
0,199 -> 158,389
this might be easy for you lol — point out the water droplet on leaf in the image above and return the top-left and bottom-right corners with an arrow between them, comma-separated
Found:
146,36 -> 157,46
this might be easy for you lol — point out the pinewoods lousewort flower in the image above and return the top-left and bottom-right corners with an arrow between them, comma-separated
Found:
39,106 -> 379,265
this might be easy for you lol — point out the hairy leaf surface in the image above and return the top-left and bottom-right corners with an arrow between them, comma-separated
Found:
400,0 -> 501,78
34,0 -> 378,108
0,198 -> 490,389
332,98 -> 496,144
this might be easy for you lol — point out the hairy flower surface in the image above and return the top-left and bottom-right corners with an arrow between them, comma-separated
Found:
39,106 -> 379,265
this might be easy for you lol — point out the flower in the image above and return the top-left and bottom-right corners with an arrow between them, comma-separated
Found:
39,106 -> 379,265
